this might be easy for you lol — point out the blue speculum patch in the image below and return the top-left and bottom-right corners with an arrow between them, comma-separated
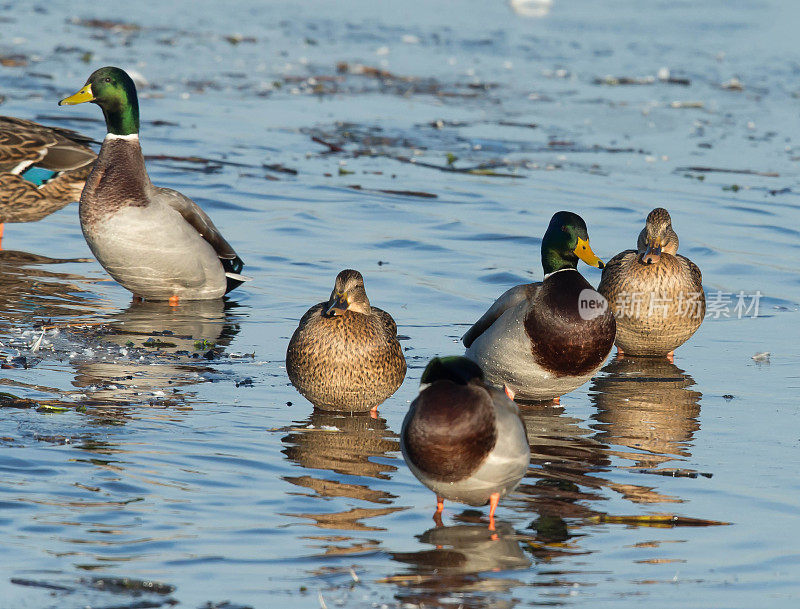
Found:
21,166 -> 56,185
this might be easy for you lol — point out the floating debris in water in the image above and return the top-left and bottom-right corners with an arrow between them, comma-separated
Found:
590,513 -> 731,527
69,17 -> 141,32
670,101 -> 705,109
675,166 -> 779,177
594,70 -> 690,86
0,54 -> 28,67
721,77 -> 744,91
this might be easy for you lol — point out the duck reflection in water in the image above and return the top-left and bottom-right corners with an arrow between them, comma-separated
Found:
282,410 -> 404,534
513,363 -> 702,551
69,298 -> 242,409
390,519 -> 530,609
515,403 -> 610,523
0,249 -> 95,325
590,355 -> 702,471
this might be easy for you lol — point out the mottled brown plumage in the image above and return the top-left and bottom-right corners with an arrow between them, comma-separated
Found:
598,208 -> 705,357
286,269 -> 406,412
0,117 -> 96,225
0,116 -> 95,173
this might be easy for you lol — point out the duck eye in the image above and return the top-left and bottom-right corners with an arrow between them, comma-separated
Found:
104,77 -> 111,83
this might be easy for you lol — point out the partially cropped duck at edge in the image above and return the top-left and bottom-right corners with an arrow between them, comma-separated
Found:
0,116 -> 96,248
286,269 -> 406,414
462,211 -> 616,403
598,207 -> 705,360
401,356 -> 530,530
59,66 -> 248,304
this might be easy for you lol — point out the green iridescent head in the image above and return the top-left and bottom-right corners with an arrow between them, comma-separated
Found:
60,66 -> 140,136
541,211 -> 604,275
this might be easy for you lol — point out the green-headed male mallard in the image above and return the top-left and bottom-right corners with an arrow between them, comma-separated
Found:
286,269 -> 406,414
597,207 -> 705,359
0,116 -> 96,246
401,356 -> 530,529
59,67 -> 248,303
462,211 -> 616,403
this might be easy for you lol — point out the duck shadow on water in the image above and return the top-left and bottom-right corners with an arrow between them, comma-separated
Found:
389,518 -> 531,609
281,410 -> 406,535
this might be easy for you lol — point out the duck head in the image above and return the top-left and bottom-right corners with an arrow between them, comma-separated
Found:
325,269 -> 371,316
419,356 -> 484,391
636,208 -> 679,265
60,66 -> 140,137
541,211 -> 604,275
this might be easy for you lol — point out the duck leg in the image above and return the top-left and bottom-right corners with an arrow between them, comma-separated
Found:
168,295 -> 180,307
666,351 -> 674,364
433,496 -> 444,527
369,405 -> 378,419
488,492 -> 500,531
616,347 -> 625,358
552,396 -> 560,405
0,223 -> 4,250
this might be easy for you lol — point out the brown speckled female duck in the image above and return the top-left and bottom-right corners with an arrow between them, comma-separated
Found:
286,269 -> 406,413
0,116 -> 96,244
401,356 -> 529,530
598,208 -> 705,359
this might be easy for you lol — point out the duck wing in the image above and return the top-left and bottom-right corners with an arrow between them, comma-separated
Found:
0,117 -> 96,173
372,306 -> 399,337
462,283 -> 539,348
681,255 -> 703,287
155,186 -> 249,291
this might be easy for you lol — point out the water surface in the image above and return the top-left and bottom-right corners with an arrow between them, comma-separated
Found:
1,1 -> 799,607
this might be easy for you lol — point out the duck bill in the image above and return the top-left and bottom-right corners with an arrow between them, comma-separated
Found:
59,84 -> 94,106
325,294 -> 349,317
640,241 -> 662,265
574,237 -> 605,269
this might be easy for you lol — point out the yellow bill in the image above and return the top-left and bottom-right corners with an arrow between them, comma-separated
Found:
574,237 -> 605,269
59,84 -> 94,106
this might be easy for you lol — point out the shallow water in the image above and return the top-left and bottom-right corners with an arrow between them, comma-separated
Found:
1,0 -> 799,607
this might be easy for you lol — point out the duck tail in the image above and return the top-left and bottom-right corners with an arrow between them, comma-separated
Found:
223,256 -> 251,293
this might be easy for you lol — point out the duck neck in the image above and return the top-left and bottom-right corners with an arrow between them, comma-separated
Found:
541,248 -> 578,275
101,94 -> 139,137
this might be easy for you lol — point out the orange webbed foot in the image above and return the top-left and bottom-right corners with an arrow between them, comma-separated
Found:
488,492 -> 500,531
168,295 -> 180,307
433,496 -> 444,527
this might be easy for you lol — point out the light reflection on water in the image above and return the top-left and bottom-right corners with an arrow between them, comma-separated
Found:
1,0 -> 799,607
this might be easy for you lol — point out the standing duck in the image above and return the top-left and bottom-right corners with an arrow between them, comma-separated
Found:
59,66 -> 247,303
462,211 -> 616,402
0,116 -> 96,246
401,356 -> 530,529
597,208 -> 705,359
286,269 -> 406,414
